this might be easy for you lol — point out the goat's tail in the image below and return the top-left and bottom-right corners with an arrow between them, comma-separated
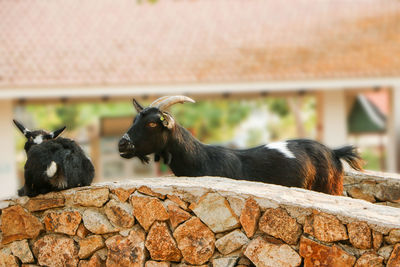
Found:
333,145 -> 364,171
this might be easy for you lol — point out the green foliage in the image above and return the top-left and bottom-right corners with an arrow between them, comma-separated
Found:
265,96 -> 316,141
26,102 -> 133,131
171,100 -> 252,143
361,147 -> 383,171
266,98 -> 289,117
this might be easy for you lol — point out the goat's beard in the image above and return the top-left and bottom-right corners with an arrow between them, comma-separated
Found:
122,152 -> 150,164
120,149 -> 150,164
137,154 -> 150,164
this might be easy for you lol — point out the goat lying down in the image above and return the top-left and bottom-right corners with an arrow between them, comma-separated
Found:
14,120 -> 94,197
118,96 -> 363,195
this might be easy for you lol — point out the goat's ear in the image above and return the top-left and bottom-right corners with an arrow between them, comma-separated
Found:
50,126 -> 66,139
132,99 -> 144,113
13,119 -> 31,138
160,112 -> 175,129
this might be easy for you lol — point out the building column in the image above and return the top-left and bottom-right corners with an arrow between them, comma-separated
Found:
387,88 -> 400,173
0,100 -> 17,198
317,90 -> 348,147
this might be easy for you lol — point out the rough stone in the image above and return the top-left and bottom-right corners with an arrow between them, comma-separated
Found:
347,221 -> 372,249
171,264 -> 208,267
240,198 -> 260,238
138,186 -> 166,199
76,223 -> 91,238
111,187 -> 136,202
104,199 -> 135,228
25,197 -> 65,212
167,194 -> 188,210
378,245 -> 394,262
354,252 -> 384,267
44,211 -> 82,235
388,244 -> 400,267
346,186 -> 376,203
237,257 -> 252,266
212,256 -> 239,267
93,247 -> 108,262
385,229 -> 400,244
215,229 -> 249,255
33,235 -> 79,267
9,239 -> 34,263
145,261 -> 170,267
145,221 -> 182,262
74,188 -> 109,207
307,212 -> 348,242
372,230 -> 383,250
82,209 -> 119,234
130,195 -> 169,231
1,205 -> 43,244
191,192 -> 240,233
78,254 -> 105,267
258,208 -> 302,245
244,236 -> 301,267
173,217 -> 215,265
0,248 -> 19,267
168,204 -> 191,229
299,236 -> 356,267
78,254 -> 103,267
375,184 -> 400,202
226,196 -> 245,217
78,235 -> 105,259
105,229 -> 147,267
386,246 -> 400,267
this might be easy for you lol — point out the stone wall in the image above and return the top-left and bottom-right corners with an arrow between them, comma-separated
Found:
1,176 -> 400,267
344,170 -> 400,207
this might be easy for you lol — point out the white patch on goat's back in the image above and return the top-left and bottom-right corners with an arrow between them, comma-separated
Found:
265,141 -> 296,159
46,161 -> 57,177
33,135 -> 43,144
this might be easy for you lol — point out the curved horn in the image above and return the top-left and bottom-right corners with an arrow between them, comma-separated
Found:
152,96 -> 195,110
149,96 -> 171,108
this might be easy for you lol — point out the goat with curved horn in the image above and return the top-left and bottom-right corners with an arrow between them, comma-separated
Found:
119,95 -> 364,196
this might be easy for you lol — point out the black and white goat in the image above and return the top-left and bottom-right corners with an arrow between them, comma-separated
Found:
118,96 -> 364,195
14,120 -> 94,197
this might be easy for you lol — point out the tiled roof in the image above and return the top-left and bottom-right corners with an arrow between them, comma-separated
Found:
1,0 -> 400,88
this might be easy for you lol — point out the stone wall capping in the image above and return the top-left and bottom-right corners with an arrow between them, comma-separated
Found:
88,177 -> 400,230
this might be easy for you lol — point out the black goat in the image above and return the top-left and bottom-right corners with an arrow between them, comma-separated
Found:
118,96 -> 364,195
14,120 -> 94,197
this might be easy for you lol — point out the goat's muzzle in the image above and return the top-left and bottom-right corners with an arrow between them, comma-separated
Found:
118,137 -> 136,159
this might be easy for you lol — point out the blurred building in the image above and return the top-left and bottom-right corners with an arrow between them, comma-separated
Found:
1,0 -> 400,197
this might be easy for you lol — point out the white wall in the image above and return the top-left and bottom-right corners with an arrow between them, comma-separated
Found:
320,90 -> 348,147
0,100 -> 17,199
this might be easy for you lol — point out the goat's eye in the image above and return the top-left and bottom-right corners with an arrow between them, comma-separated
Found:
147,122 -> 158,128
